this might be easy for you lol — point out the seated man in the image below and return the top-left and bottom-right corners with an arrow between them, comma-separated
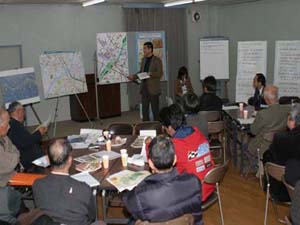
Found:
263,103 -> 300,165
0,107 -> 22,224
199,76 -> 223,111
123,136 -> 203,225
181,92 -> 208,138
248,73 -> 266,109
33,139 -> 96,225
7,101 -> 47,170
248,85 -> 290,156
159,104 -> 215,201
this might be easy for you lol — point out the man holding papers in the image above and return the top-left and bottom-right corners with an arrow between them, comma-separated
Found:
128,42 -> 163,121
7,101 -> 47,170
123,136 -> 203,225
33,139 -> 97,225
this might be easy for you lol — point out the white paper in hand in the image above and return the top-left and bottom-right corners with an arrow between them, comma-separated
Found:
137,72 -> 150,80
32,155 -> 50,168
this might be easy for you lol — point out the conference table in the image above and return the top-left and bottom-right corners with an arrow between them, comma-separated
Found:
69,135 -> 148,224
222,105 -> 256,175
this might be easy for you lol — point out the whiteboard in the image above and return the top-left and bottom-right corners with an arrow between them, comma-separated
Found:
200,39 -> 229,80
235,41 -> 267,103
274,41 -> 300,97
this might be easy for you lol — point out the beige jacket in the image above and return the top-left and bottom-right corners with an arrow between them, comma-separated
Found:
248,104 -> 290,155
138,55 -> 163,95
0,136 -> 19,187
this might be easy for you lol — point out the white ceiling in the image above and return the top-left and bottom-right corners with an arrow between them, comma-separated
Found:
0,0 -> 262,5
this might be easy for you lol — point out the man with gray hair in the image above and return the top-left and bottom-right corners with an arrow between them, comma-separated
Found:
248,85 -> 290,155
33,139 -> 97,225
7,101 -> 47,170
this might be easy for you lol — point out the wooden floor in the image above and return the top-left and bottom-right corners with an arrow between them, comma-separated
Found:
98,164 -> 290,225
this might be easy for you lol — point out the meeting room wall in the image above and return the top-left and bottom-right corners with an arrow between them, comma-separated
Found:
0,4 -> 127,126
187,0 -> 300,102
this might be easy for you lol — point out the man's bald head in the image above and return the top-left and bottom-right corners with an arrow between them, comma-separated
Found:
264,85 -> 279,105
48,139 -> 72,169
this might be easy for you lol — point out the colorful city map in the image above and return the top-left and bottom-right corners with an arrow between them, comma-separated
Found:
97,32 -> 129,84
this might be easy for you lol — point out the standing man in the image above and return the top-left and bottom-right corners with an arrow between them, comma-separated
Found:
7,101 -> 47,170
128,42 -> 163,121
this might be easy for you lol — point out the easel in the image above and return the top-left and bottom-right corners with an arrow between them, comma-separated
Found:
52,94 -> 93,138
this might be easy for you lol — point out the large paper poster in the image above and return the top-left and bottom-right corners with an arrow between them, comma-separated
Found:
39,52 -> 87,99
236,41 -> 267,103
0,67 -> 40,106
136,31 -> 168,81
97,32 -> 129,84
200,39 -> 229,80
274,41 -> 300,97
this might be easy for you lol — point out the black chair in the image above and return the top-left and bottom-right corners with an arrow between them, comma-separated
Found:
106,123 -> 133,135
134,121 -> 162,136
279,96 -> 300,105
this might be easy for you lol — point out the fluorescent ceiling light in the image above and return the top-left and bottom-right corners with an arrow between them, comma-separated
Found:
82,0 -> 105,7
164,0 -> 205,7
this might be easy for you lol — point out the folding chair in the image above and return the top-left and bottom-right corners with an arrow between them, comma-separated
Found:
202,160 -> 230,225
264,162 -> 290,225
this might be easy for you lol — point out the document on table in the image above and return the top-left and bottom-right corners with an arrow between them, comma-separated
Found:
71,171 -> 100,187
222,105 -> 239,110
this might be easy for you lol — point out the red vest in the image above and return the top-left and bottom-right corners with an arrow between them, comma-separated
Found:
172,127 -> 215,201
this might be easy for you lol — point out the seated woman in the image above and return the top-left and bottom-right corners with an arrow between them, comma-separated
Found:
174,66 -> 193,102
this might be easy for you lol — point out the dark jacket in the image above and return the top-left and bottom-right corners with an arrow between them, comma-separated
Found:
123,169 -> 203,225
7,118 -> 44,169
248,87 -> 266,110
33,174 -> 96,225
263,126 -> 300,165
199,93 -> 222,111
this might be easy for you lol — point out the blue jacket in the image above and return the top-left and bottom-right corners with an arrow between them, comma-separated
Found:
123,168 -> 203,225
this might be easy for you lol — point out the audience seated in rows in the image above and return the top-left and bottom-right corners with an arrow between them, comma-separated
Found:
248,73 -> 266,110
123,136 -> 203,225
248,85 -> 290,156
199,76 -> 222,111
7,102 -> 47,171
159,104 -> 215,201
33,139 -> 97,225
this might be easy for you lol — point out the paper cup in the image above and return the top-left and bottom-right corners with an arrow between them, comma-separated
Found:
120,149 -> 127,155
102,155 -> 109,169
106,140 -> 112,151
121,153 -> 128,167
243,110 -> 248,119
239,103 -> 244,111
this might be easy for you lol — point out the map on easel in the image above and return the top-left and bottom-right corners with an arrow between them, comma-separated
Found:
39,52 -> 87,99
97,32 -> 129,84
0,67 -> 40,107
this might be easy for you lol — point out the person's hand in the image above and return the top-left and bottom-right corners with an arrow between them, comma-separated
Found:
145,136 -> 152,145
127,75 -> 136,81
39,127 -> 47,135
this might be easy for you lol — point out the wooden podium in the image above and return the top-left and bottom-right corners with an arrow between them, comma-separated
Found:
69,74 -> 121,121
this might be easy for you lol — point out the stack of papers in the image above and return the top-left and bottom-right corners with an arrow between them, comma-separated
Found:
106,170 -> 150,192
71,171 -> 100,187
137,72 -> 150,80
131,130 -> 157,149
128,154 -> 145,167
